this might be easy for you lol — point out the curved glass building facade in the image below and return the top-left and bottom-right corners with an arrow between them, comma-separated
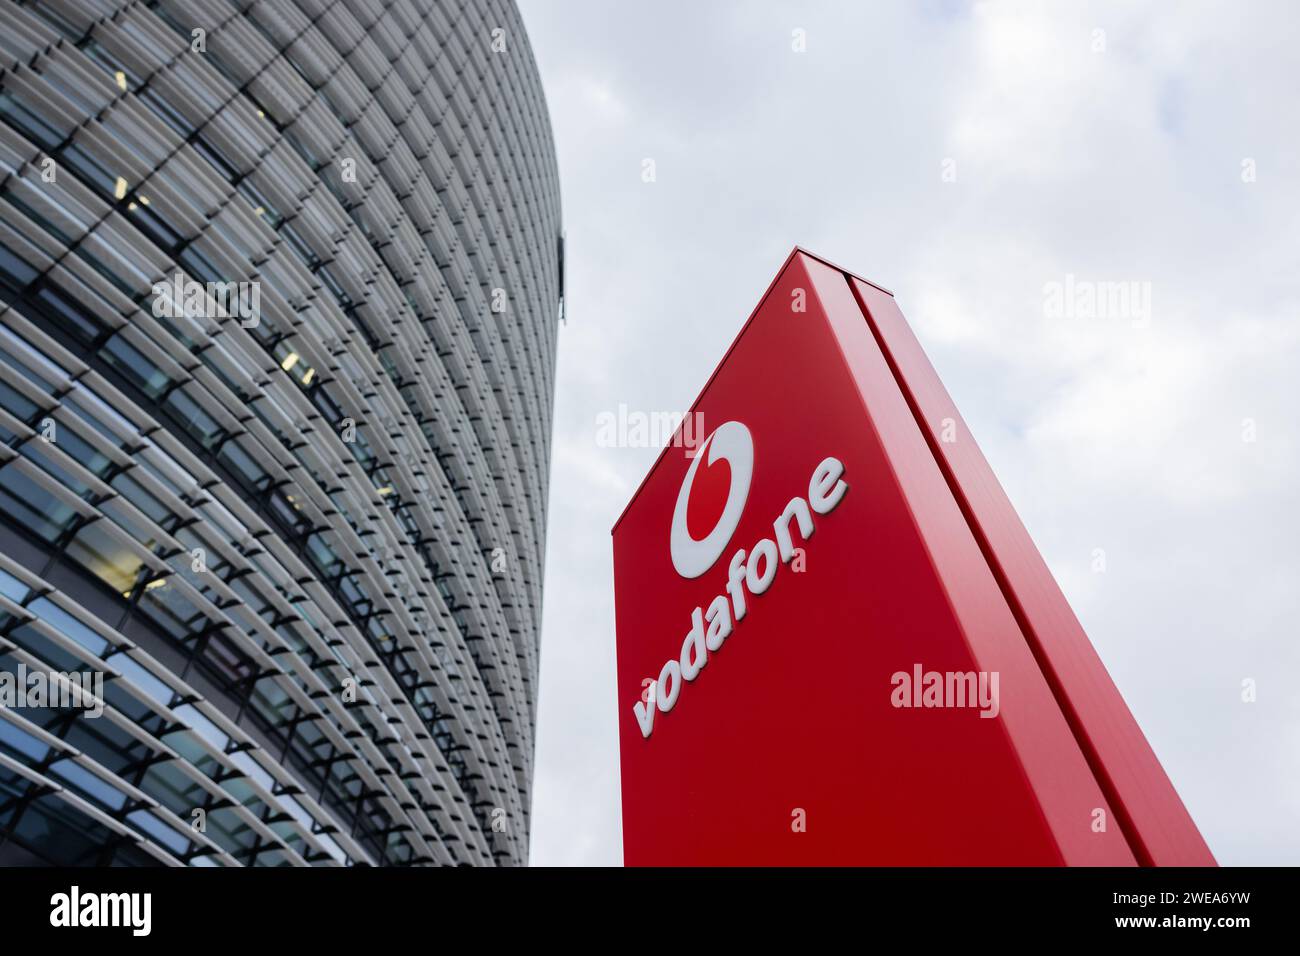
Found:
0,0 -> 562,866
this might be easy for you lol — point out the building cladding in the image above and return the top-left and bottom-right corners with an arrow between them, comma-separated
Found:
0,0 -> 562,866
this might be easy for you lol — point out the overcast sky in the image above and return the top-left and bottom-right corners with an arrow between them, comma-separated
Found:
518,0 -> 1299,866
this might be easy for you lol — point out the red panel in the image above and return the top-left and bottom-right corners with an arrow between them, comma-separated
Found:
846,274 -> 1216,866
612,250 -> 1154,865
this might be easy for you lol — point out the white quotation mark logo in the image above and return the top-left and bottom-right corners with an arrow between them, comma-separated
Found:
669,421 -> 754,578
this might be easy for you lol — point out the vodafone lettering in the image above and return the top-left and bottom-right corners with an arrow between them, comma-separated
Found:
634,426 -> 848,738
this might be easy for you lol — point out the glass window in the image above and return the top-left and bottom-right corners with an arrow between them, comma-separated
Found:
226,749 -> 275,793
126,200 -> 184,249
171,704 -> 230,754
61,711 -> 150,777
136,88 -> 197,138
102,680 -> 155,725
0,462 -> 79,542
2,184 -> 77,247
0,378 -> 41,423
0,326 -> 69,389
19,439 -> 94,499
6,621 -> 84,672
48,758 -> 129,812
164,388 -> 225,450
248,675 -> 298,731
138,760 -> 211,817
100,491 -> 166,548
65,520 -> 144,595
0,92 -> 68,150
158,729 -> 220,779
206,806 -> 257,853
27,597 -> 111,656
125,807 -> 192,856
0,567 -> 31,604
8,792 -> 118,866
135,580 -> 208,642
66,383 -> 140,445
0,715 -> 50,763
200,630 -> 257,690
48,424 -> 114,478
103,651 -> 175,708
58,143 -> 119,201
218,439 -> 271,492
103,335 -> 170,399
134,444 -> 199,498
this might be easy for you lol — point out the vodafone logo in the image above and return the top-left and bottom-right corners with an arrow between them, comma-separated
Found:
636,440 -> 851,739
669,421 -> 754,578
